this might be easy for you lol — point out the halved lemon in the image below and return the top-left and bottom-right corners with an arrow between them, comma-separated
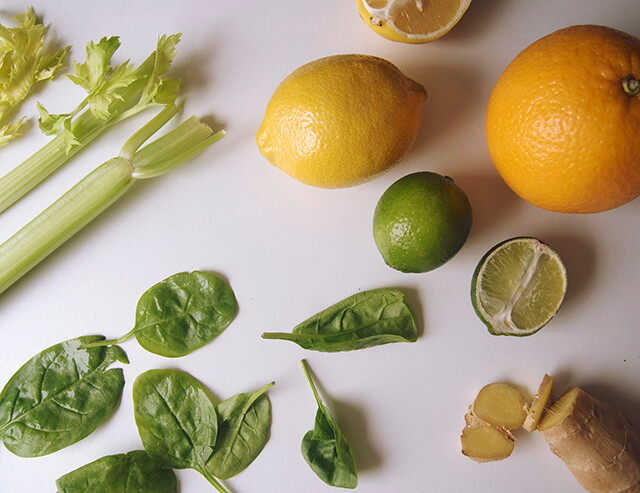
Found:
356,0 -> 472,44
471,237 -> 567,336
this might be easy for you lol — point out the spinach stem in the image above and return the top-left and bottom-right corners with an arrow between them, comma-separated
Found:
256,381 -> 276,395
300,359 -> 323,409
198,466 -> 231,493
79,328 -> 137,349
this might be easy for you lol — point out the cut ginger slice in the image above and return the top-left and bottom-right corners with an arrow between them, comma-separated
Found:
523,374 -> 553,432
461,422 -> 515,462
472,382 -> 528,430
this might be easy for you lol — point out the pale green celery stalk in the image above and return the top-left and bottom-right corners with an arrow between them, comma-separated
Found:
0,106 -> 225,295
0,55 -> 157,214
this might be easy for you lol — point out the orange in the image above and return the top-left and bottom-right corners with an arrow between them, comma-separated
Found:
356,0 -> 472,44
485,25 -> 640,213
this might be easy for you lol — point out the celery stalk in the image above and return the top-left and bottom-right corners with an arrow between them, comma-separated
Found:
0,56 -> 154,213
0,34 -> 182,214
0,109 -> 224,295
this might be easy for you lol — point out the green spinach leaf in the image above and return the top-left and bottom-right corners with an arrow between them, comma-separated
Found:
262,288 -> 417,352
206,382 -> 274,480
132,271 -> 237,356
300,360 -> 357,489
85,271 -> 238,357
0,336 -> 128,457
56,450 -> 177,493
132,369 -> 228,493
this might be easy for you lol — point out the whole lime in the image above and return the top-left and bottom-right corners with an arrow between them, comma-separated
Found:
373,172 -> 472,273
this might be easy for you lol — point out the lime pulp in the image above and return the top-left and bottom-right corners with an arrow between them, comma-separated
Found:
471,237 -> 567,336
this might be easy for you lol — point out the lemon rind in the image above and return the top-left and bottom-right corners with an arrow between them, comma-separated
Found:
360,0 -> 472,42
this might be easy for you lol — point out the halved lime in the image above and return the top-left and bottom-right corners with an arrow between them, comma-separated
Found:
471,237 -> 567,336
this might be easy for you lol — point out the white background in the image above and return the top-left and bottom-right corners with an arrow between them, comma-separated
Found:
1,1 -> 640,492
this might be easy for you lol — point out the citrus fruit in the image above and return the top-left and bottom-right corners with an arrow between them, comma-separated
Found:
485,25 -> 640,213
373,172 -> 472,273
356,0 -> 472,44
256,54 -> 427,188
471,237 -> 567,336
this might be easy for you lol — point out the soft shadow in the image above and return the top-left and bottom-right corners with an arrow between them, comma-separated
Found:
579,381 -> 640,434
437,1 -> 514,43
536,233 -> 597,311
172,49 -> 214,98
391,286 -> 425,339
405,62 -> 485,156
452,171 -> 522,242
197,114 -> 227,135
545,368 -> 573,401
327,396 -> 383,473
306,364 -> 383,473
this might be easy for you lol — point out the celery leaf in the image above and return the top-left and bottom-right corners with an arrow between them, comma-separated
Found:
0,8 -> 69,147
139,34 -> 182,106
36,46 -> 71,82
0,119 -> 26,147
67,37 -> 121,92
36,102 -> 68,136
62,118 -> 81,152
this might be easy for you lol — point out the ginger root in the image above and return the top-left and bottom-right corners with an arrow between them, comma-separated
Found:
461,420 -> 515,462
473,382 -> 528,430
539,387 -> 640,493
523,373 -> 554,432
460,382 -> 528,462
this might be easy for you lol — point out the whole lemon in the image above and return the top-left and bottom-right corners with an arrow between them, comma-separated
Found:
486,25 -> 640,213
373,172 -> 472,273
256,54 -> 427,188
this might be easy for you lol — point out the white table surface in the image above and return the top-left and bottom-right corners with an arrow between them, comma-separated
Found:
1,1 -> 639,492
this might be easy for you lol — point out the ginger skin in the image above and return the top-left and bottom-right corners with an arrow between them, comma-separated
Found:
539,388 -> 640,493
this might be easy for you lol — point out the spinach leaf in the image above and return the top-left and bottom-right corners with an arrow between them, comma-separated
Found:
85,271 -> 238,357
0,336 -> 127,457
132,369 -> 228,493
132,271 -> 237,357
300,360 -> 357,489
262,288 -> 417,352
56,450 -> 177,493
206,382 -> 274,480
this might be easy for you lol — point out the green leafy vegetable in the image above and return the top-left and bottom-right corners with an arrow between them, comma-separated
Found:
206,382 -> 275,480
0,7 -> 69,147
132,369 -> 228,493
0,33 -> 180,213
0,336 -> 128,457
0,106 -> 224,296
56,450 -> 177,493
262,288 -> 418,352
83,271 -> 238,357
300,360 -> 357,489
